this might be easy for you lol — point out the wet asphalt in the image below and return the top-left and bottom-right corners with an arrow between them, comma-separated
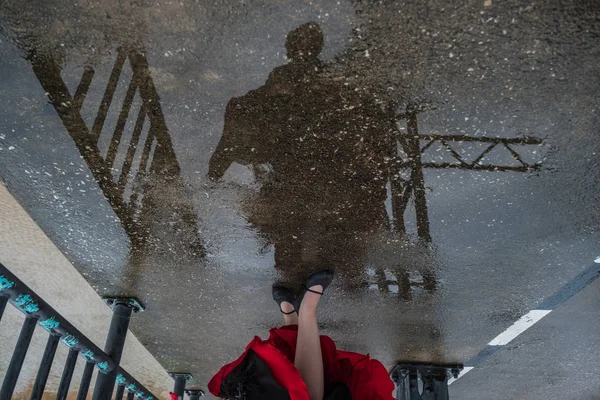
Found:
0,0 -> 599,398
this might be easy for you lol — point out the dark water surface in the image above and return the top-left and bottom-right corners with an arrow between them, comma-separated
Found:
0,0 -> 598,396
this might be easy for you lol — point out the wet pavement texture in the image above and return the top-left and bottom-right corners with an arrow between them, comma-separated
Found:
449,276 -> 600,399
0,0 -> 599,397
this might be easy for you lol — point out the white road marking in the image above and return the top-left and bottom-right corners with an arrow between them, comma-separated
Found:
450,262 -> 599,387
447,367 -> 474,385
488,309 -> 552,346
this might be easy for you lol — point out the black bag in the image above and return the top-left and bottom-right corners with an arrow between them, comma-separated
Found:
220,350 -> 291,400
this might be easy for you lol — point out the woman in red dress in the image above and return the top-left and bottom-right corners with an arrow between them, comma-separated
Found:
207,271 -> 395,400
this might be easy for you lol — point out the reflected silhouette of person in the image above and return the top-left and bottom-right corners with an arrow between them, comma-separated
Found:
209,23 -> 396,288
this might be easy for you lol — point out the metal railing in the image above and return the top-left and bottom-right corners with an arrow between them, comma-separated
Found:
391,362 -> 463,400
0,262 -> 158,400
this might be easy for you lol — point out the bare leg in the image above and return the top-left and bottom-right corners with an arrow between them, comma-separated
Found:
281,301 -> 299,326
295,286 -> 324,400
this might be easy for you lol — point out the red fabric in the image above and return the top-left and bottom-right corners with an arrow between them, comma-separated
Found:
169,393 -> 179,400
208,326 -> 395,400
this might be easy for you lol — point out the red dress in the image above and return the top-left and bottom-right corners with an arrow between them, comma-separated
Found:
208,325 -> 395,400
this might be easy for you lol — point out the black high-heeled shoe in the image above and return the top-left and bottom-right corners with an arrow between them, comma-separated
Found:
305,270 -> 335,294
272,285 -> 297,315
295,270 -> 335,312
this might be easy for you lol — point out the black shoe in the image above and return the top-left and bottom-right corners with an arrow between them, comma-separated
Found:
272,285 -> 297,315
305,270 -> 335,295
295,270 -> 335,312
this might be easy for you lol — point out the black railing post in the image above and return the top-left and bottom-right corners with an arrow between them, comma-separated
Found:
126,390 -> 135,400
169,373 -> 192,400
56,347 -> 80,400
186,389 -> 205,400
92,298 -> 144,400
0,315 -> 38,399
393,367 -> 409,400
0,295 -> 8,322
433,378 -> 450,400
76,360 -> 96,400
114,384 -> 125,400
391,362 -> 462,400
30,333 -> 61,400
408,372 -> 422,400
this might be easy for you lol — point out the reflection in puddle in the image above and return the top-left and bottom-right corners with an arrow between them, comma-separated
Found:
1,0 -> 597,394
208,22 -> 542,299
27,47 -> 204,289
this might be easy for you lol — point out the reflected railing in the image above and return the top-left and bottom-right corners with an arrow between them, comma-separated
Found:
27,47 -> 202,252
391,103 -> 543,242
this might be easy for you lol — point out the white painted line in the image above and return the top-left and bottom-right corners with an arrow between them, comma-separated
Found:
488,309 -> 552,346
447,366 -> 474,385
